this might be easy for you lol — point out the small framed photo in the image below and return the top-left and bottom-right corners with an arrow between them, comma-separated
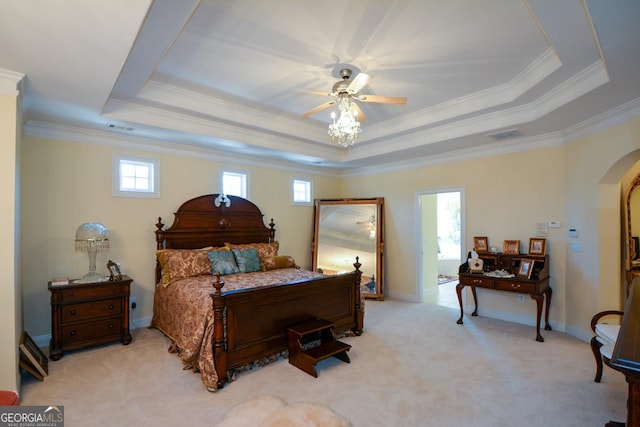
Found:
518,259 -> 535,279
107,259 -> 122,281
528,238 -> 547,256
503,240 -> 520,255
19,331 -> 48,380
473,236 -> 489,253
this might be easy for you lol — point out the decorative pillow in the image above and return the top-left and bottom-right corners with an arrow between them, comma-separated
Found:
263,255 -> 297,270
157,248 -> 226,287
232,248 -> 262,273
225,241 -> 279,265
208,250 -> 240,276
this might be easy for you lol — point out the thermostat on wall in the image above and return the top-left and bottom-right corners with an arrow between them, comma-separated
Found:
568,228 -> 579,238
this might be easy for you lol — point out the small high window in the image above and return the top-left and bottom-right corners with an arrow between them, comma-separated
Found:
292,178 -> 312,205
222,170 -> 248,198
113,155 -> 160,198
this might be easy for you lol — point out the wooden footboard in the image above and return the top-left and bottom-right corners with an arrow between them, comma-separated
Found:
211,261 -> 363,389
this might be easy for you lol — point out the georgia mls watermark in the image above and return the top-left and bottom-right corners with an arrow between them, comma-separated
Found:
0,406 -> 64,427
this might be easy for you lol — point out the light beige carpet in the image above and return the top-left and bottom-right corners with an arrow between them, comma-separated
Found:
19,299 -> 628,426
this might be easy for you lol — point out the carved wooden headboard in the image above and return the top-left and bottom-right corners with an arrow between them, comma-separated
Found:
155,194 -> 275,283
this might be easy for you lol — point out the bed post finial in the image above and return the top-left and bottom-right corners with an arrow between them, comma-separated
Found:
210,272 -> 228,389
268,218 -> 276,242
353,256 -> 364,336
155,217 -> 165,249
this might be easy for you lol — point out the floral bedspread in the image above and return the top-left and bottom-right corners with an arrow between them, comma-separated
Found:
151,268 -> 324,390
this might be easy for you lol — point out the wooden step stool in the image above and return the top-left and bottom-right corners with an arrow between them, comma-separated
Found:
287,318 -> 351,378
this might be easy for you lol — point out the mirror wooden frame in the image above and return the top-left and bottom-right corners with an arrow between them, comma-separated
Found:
312,198 -> 384,300
624,174 -> 640,295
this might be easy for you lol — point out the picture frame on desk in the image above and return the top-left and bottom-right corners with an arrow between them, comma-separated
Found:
518,259 -> 535,279
529,238 -> 547,255
107,259 -> 122,281
473,236 -> 489,253
503,240 -> 520,255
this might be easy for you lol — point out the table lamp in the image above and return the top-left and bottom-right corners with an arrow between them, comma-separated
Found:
75,222 -> 109,283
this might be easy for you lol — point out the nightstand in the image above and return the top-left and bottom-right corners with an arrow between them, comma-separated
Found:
48,275 -> 132,360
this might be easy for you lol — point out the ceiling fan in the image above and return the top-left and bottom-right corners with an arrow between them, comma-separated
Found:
302,68 -> 407,121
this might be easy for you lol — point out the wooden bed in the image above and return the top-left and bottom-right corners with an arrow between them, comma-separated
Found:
152,194 -> 364,390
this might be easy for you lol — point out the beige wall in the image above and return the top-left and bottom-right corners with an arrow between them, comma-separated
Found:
0,89 -> 21,392
17,116 -> 640,351
20,136 -> 341,338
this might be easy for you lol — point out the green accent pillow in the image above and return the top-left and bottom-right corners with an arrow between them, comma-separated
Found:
207,251 -> 240,276
232,248 -> 261,273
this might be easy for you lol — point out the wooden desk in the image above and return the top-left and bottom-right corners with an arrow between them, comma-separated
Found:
457,267 -> 552,342
608,283 -> 640,427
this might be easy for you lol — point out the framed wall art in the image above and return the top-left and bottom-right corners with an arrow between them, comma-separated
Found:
503,240 -> 520,255
528,238 -> 547,256
19,331 -> 48,380
473,236 -> 489,253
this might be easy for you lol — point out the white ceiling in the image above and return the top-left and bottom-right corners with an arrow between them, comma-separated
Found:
1,0 -> 639,172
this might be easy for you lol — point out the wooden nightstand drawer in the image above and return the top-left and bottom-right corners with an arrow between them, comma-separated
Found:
495,279 -> 537,293
59,283 -> 123,302
62,317 -> 122,343
459,275 -> 494,289
62,298 -> 121,323
49,275 -> 133,360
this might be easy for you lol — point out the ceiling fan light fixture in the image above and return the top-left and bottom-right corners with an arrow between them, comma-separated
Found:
328,96 -> 361,148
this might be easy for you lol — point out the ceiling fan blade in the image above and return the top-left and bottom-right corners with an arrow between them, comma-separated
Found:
347,72 -> 371,94
304,90 -> 337,97
302,101 -> 335,118
357,94 -> 407,105
351,101 -> 367,122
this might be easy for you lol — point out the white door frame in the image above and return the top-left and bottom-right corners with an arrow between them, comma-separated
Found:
415,186 -> 466,302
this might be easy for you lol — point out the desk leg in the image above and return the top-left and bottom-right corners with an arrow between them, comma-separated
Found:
544,287 -> 553,331
531,293 -> 545,342
470,287 -> 478,316
456,284 -> 465,324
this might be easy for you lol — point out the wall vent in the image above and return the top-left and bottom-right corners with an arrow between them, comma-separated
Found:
486,128 -> 522,141
107,123 -> 134,132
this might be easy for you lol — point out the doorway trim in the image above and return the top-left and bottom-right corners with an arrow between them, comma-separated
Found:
415,186 -> 466,302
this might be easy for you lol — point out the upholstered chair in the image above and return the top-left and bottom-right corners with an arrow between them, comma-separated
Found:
590,310 -> 624,382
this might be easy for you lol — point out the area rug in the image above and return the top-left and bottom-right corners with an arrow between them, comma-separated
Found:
216,395 -> 351,427
438,274 -> 457,285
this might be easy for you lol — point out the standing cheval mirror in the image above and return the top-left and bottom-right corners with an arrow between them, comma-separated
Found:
625,174 -> 640,295
312,198 -> 384,300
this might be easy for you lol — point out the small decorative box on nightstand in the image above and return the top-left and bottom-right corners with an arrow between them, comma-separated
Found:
48,275 -> 133,360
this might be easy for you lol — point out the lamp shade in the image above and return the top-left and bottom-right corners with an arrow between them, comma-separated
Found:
75,223 -> 109,283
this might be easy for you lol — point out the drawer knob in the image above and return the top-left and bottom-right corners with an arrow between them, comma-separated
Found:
70,330 -> 77,336
511,284 -> 521,289
108,304 -> 114,310
473,279 -> 481,284
70,309 -> 76,315
109,324 -> 114,329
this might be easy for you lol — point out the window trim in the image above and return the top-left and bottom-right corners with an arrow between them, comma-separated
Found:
291,177 -> 313,206
112,154 -> 160,199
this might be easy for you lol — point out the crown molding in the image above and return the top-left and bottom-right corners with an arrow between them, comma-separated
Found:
103,99 -> 342,161
362,48 -> 562,139
137,79 -> 328,141
0,69 -> 25,95
344,97 -> 640,177
23,120 -> 340,177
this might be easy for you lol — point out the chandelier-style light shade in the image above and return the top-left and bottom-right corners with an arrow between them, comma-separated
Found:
75,222 -> 110,283
328,96 -> 361,147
